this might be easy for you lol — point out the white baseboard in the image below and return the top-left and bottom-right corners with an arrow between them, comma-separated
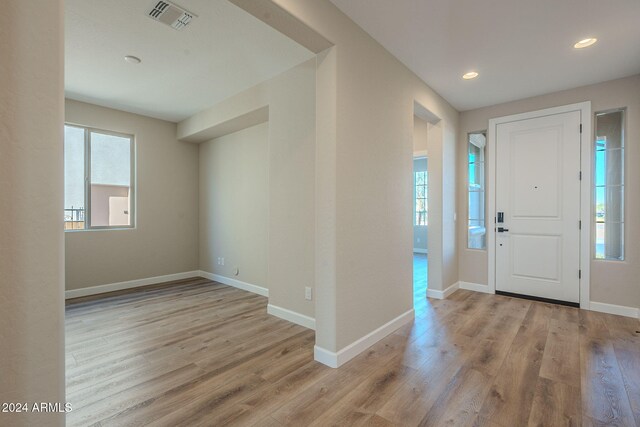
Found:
267,304 -> 315,330
426,282 -> 459,300
589,301 -> 639,319
458,281 -> 493,294
313,309 -> 414,368
413,248 -> 428,254
198,271 -> 268,297
313,346 -> 338,368
65,271 -> 202,299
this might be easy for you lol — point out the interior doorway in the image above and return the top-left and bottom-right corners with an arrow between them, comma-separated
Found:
413,157 -> 428,308
413,113 -> 429,309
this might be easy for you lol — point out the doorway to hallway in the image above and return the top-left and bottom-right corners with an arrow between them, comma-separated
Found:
413,155 -> 428,309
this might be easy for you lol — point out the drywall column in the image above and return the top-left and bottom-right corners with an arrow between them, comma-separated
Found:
314,47 -> 338,352
426,122 -> 444,292
224,0 -> 461,364
268,59 -> 317,319
0,1 -> 66,426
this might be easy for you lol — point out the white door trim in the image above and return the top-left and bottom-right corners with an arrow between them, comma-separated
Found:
487,102 -> 591,308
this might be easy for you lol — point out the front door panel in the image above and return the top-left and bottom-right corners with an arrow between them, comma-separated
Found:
495,111 -> 581,303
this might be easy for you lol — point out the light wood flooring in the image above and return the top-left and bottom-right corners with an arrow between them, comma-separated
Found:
66,277 -> 640,426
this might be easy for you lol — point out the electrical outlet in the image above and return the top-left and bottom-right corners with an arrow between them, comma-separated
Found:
221,257 -> 225,266
216,257 -> 220,265
305,287 -> 312,301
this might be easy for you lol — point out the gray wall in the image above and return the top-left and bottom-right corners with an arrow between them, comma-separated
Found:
65,100 -> 200,291
458,74 -> 640,310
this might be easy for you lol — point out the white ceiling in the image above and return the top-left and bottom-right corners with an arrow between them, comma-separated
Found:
65,0 -> 314,122
329,0 -> 640,111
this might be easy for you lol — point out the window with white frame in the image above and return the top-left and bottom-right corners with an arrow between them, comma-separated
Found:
415,169 -> 428,226
64,124 -> 135,230
594,109 -> 625,260
468,132 -> 486,249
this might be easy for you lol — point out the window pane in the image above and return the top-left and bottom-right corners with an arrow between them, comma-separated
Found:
64,125 -> 86,230
467,132 -> 486,249
90,131 -> 132,227
594,109 -> 624,260
468,191 -> 485,221
594,149 -> 605,186
595,187 -> 606,222
605,186 -> 624,223
596,222 -> 624,260
595,111 -> 623,150
468,220 -> 485,250
414,164 -> 428,226
469,162 -> 484,189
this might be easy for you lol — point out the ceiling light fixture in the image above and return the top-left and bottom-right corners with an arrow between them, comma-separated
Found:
574,38 -> 597,49
124,55 -> 142,64
462,71 -> 479,80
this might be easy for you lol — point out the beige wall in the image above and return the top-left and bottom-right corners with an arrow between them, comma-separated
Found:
413,115 -> 429,153
268,60 -> 317,317
199,123 -> 269,288
184,59 -> 317,319
458,74 -> 640,310
255,0 -> 460,351
0,1 -> 65,425
65,100 -> 199,291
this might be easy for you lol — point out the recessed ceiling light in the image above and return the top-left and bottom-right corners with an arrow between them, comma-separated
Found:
462,71 -> 479,80
574,38 -> 597,49
124,55 -> 142,64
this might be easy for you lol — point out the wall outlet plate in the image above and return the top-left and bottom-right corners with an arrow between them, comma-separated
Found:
305,287 -> 312,300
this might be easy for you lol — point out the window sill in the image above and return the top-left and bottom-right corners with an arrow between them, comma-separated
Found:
65,227 -> 136,233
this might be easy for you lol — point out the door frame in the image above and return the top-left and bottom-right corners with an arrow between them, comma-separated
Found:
486,102 -> 592,309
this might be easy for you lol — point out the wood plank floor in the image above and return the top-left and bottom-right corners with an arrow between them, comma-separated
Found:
66,277 -> 640,426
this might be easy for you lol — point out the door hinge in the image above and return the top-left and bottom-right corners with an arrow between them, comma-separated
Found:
579,123 -> 583,133
578,270 -> 582,279
579,171 -> 582,180
579,220 -> 582,230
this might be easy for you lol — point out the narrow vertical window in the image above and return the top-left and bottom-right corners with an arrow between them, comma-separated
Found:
468,132 -> 486,249
594,109 -> 624,260
415,168 -> 428,226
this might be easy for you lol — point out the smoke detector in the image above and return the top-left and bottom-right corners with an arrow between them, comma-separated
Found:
147,1 -> 197,31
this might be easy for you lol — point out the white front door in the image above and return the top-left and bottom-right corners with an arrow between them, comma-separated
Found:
495,110 -> 581,303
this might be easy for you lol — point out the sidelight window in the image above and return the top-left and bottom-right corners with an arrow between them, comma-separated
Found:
468,132 -> 486,249
594,109 -> 625,260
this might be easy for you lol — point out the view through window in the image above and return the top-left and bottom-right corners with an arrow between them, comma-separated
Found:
64,125 -> 134,230
594,109 -> 625,260
468,132 -> 486,249
415,169 -> 428,226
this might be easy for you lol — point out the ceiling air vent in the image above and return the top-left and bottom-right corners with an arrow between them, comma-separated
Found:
147,1 -> 196,31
